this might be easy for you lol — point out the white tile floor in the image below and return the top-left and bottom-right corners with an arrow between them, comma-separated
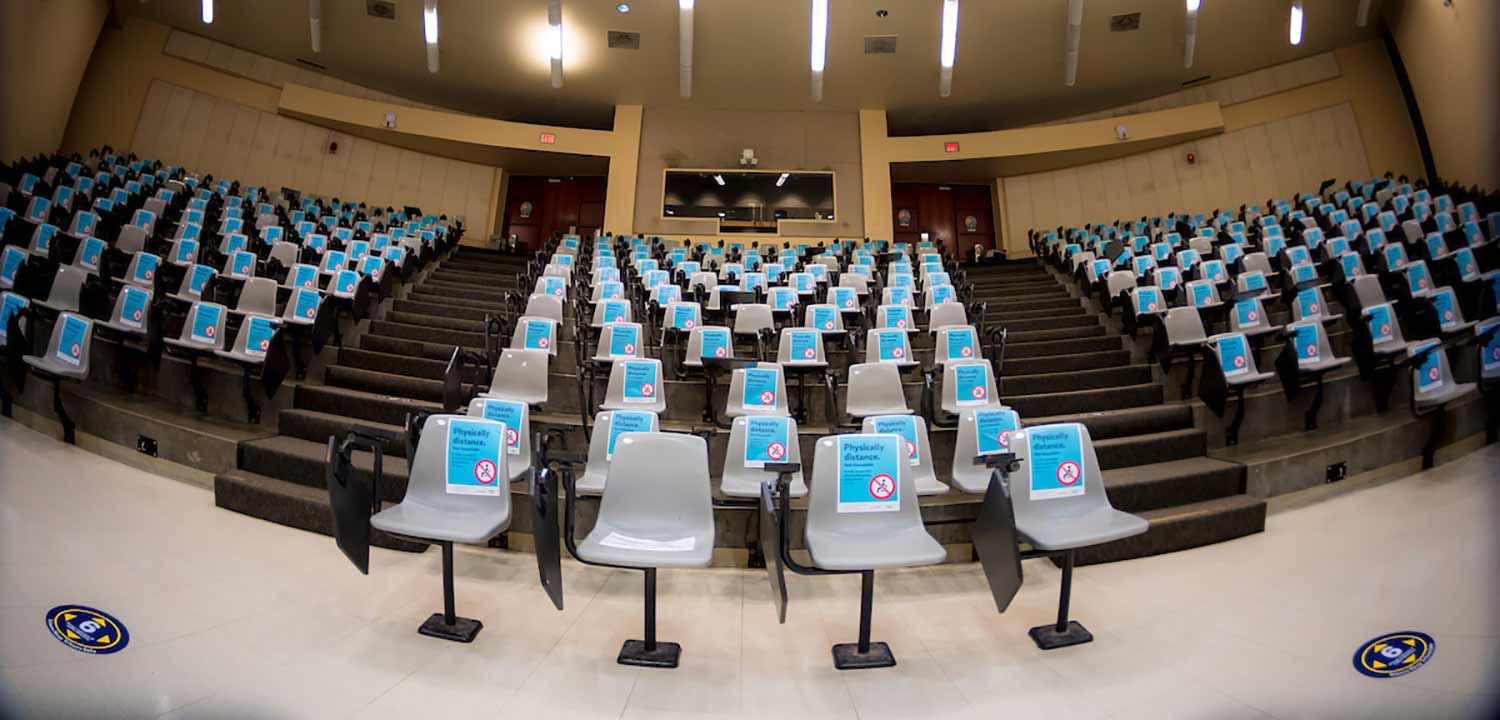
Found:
1,417 -> 1496,719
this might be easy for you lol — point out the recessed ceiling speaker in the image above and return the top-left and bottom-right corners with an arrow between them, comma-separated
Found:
367,0 -> 396,20
608,31 -> 640,49
864,35 -> 898,54
1109,12 -> 1141,32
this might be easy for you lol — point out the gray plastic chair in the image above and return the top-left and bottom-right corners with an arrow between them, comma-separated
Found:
1429,287 -> 1477,335
949,407 -> 1022,493
466,396 -> 533,481
116,225 -> 148,255
1207,332 -> 1274,387
720,415 -> 807,498
267,241 -> 299,269
591,299 -> 633,328
1009,422 -> 1148,550
523,293 -> 564,323
941,359 -> 1002,415
804,433 -> 945,571
36,266 -> 87,314
1409,342 -> 1476,413
510,316 -> 560,356
732,304 -> 775,340
215,314 -> 280,364
1285,321 -> 1349,373
1291,286 -> 1341,324
876,304 -> 916,334
594,322 -> 644,362
859,415 -> 948,495
281,287 -> 322,327
803,303 -> 845,333
682,325 -> 734,368
1162,307 -> 1207,350
483,348 -> 549,406
577,432 -> 714,567
933,326 -> 982,367
844,362 -> 910,418
775,327 -> 827,367
577,410 -> 661,494
864,328 -> 916,369
1350,274 -> 1387,313
725,362 -> 790,417
234,277 -> 279,317
600,357 -> 667,413
24,311 -> 93,381
99,285 -> 153,338
1228,296 -> 1280,339
369,414 -> 512,642
166,302 -> 229,352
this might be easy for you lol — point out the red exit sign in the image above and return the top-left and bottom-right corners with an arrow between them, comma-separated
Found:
944,141 -> 960,153
539,133 -> 556,145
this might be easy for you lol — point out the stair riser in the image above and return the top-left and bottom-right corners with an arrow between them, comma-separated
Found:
213,476 -> 427,552
1006,384 -> 1164,417
1072,501 -> 1266,566
1007,336 -> 1124,358
1095,431 -> 1207,470
1003,365 -> 1153,395
239,442 -> 409,500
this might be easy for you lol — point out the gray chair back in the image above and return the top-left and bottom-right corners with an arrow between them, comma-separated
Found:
404,414 -> 512,517
726,362 -> 789,417
950,407 -> 1022,493
178,302 -> 229,350
236,277 -> 278,317
601,357 -> 667,413
523,293 -> 564,323
1163,306 -> 1206,346
721,415 -> 806,498
40,311 -> 94,377
845,362 -> 909,417
466,396 -> 533,481
44,266 -> 88,312
597,432 -> 713,544
775,327 -> 827,366
941,359 -> 1001,414
805,433 -> 927,547
485,348 -> 549,406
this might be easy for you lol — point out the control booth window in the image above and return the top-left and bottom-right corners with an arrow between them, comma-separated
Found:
663,170 -> 835,233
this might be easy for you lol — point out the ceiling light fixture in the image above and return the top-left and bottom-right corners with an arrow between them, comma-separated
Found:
548,0 -> 564,88
938,0 -> 959,97
309,0 -> 322,53
1355,0 -> 1371,27
810,0 -> 828,102
1183,0 -> 1199,68
1289,0 -> 1303,45
776,173 -> 789,187
201,0 -> 213,24
617,3 -> 630,12
713,174 -> 726,186
423,0 -> 439,73
679,0 -> 694,98
1064,0 -> 1083,86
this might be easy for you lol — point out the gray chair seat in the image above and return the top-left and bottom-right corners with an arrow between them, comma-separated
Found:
23,354 -> 87,381
1015,505 -> 1149,552
214,348 -> 264,364
807,524 -> 945,571
163,336 -> 216,353
1414,382 -> 1476,412
1297,356 -> 1349,373
575,524 -> 714,568
1226,370 -> 1276,387
1371,338 -> 1419,357
372,500 -> 510,545
97,319 -> 148,337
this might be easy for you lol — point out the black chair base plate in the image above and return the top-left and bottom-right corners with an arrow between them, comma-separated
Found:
618,639 -> 681,668
418,614 -> 482,643
831,641 -> 896,670
1028,620 -> 1093,650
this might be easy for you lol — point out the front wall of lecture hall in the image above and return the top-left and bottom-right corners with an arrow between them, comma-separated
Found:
2,0 -> 1497,717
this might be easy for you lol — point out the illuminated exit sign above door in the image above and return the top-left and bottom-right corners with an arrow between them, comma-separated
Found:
539,133 -> 556,145
944,141 -> 960,153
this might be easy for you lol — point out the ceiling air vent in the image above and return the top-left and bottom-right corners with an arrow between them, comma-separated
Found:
864,35 -> 898,54
1110,13 -> 1141,32
607,31 -> 641,50
1181,74 -> 1212,86
296,57 -> 328,71
366,1 -> 397,20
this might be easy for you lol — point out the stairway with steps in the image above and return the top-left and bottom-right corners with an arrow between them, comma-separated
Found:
214,247 -> 1267,566
214,247 -> 526,551
969,260 -> 1266,565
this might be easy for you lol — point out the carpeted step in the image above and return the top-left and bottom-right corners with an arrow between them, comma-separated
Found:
1006,335 -> 1123,358
368,320 -> 487,348
277,408 -> 407,457
239,434 -> 410,500
360,334 -> 471,362
1030,403 -> 1195,441
1101,456 -> 1244,513
993,305 -> 1090,321
213,470 -> 427,552
1004,325 -> 1106,343
392,299 -> 495,322
405,292 -> 508,313
385,311 -> 491,333
1072,494 -> 1266,566
1005,382 -> 1164,417
339,347 -> 453,380
410,283 -> 511,304
983,296 -> 1084,313
295,384 -> 442,427
1093,428 -> 1208,469
325,365 -> 445,402
1000,314 -> 1100,333
1003,364 -> 1152,395
1005,350 -> 1132,376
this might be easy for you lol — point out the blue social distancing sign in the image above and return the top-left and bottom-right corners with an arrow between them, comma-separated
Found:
837,435 -> 901,513
1026,425 -> 1086,500
445,418 -> 504,496
743,416 -> 791,468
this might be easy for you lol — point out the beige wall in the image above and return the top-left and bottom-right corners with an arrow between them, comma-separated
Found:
1003,103 -> 1370,252
633,107 -> 864,240
1,0 -> 108,162
1385,0 -> 1500,190
132,80 -> 498,234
